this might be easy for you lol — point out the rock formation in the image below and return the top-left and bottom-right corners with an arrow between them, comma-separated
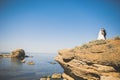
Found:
55,39 -> 120,80
51,73 -> 62,78
40,73 -> 62,80
11,49 -> 25,58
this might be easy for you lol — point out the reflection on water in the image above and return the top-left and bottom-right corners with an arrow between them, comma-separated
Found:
11,58 -> 22,65
0,53 -> 63,80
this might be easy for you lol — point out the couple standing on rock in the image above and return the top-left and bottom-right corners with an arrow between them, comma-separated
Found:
97,28 -> 107,40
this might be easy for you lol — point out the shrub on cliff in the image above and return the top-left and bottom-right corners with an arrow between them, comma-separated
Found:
114,36 -> 120,40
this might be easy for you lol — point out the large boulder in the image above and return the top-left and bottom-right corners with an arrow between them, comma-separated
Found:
11,49 -> 25,58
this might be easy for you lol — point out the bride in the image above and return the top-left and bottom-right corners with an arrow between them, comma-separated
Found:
97,28 -> 106,40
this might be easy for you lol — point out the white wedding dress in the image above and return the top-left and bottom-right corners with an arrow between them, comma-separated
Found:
97,30 -> 105,40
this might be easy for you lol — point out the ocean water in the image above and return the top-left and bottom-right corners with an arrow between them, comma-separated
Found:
0,53 -> 63,80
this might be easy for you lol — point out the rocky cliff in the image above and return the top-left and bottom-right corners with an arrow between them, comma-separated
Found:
55,38 -> 120,80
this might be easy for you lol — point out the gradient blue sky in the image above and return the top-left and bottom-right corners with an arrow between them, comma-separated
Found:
0,0 -> 120,53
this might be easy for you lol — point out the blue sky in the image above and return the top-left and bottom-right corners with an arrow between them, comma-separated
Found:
0,0 -> 120,53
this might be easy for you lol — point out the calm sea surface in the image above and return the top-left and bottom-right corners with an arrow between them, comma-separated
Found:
0,53 -> 63,80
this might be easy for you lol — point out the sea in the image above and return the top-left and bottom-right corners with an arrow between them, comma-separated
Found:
0,53 -> 63,80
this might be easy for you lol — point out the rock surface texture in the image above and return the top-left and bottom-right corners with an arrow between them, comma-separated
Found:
11,49 -> 25,58
55,39 -> 120,80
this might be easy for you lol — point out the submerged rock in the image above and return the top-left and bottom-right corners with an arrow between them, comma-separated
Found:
27,61 -> 35,65
49,61 -> 57,64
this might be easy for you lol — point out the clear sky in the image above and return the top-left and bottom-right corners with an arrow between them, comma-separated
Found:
0,0 -> 120,53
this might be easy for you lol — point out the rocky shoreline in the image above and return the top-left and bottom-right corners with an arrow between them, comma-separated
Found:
1,38 -> 120,80
0,49 -> 26,58
55,39 -> 120,80
0,49 -> 64,80
40,73 -> 75,80
40,73 -> 62,80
